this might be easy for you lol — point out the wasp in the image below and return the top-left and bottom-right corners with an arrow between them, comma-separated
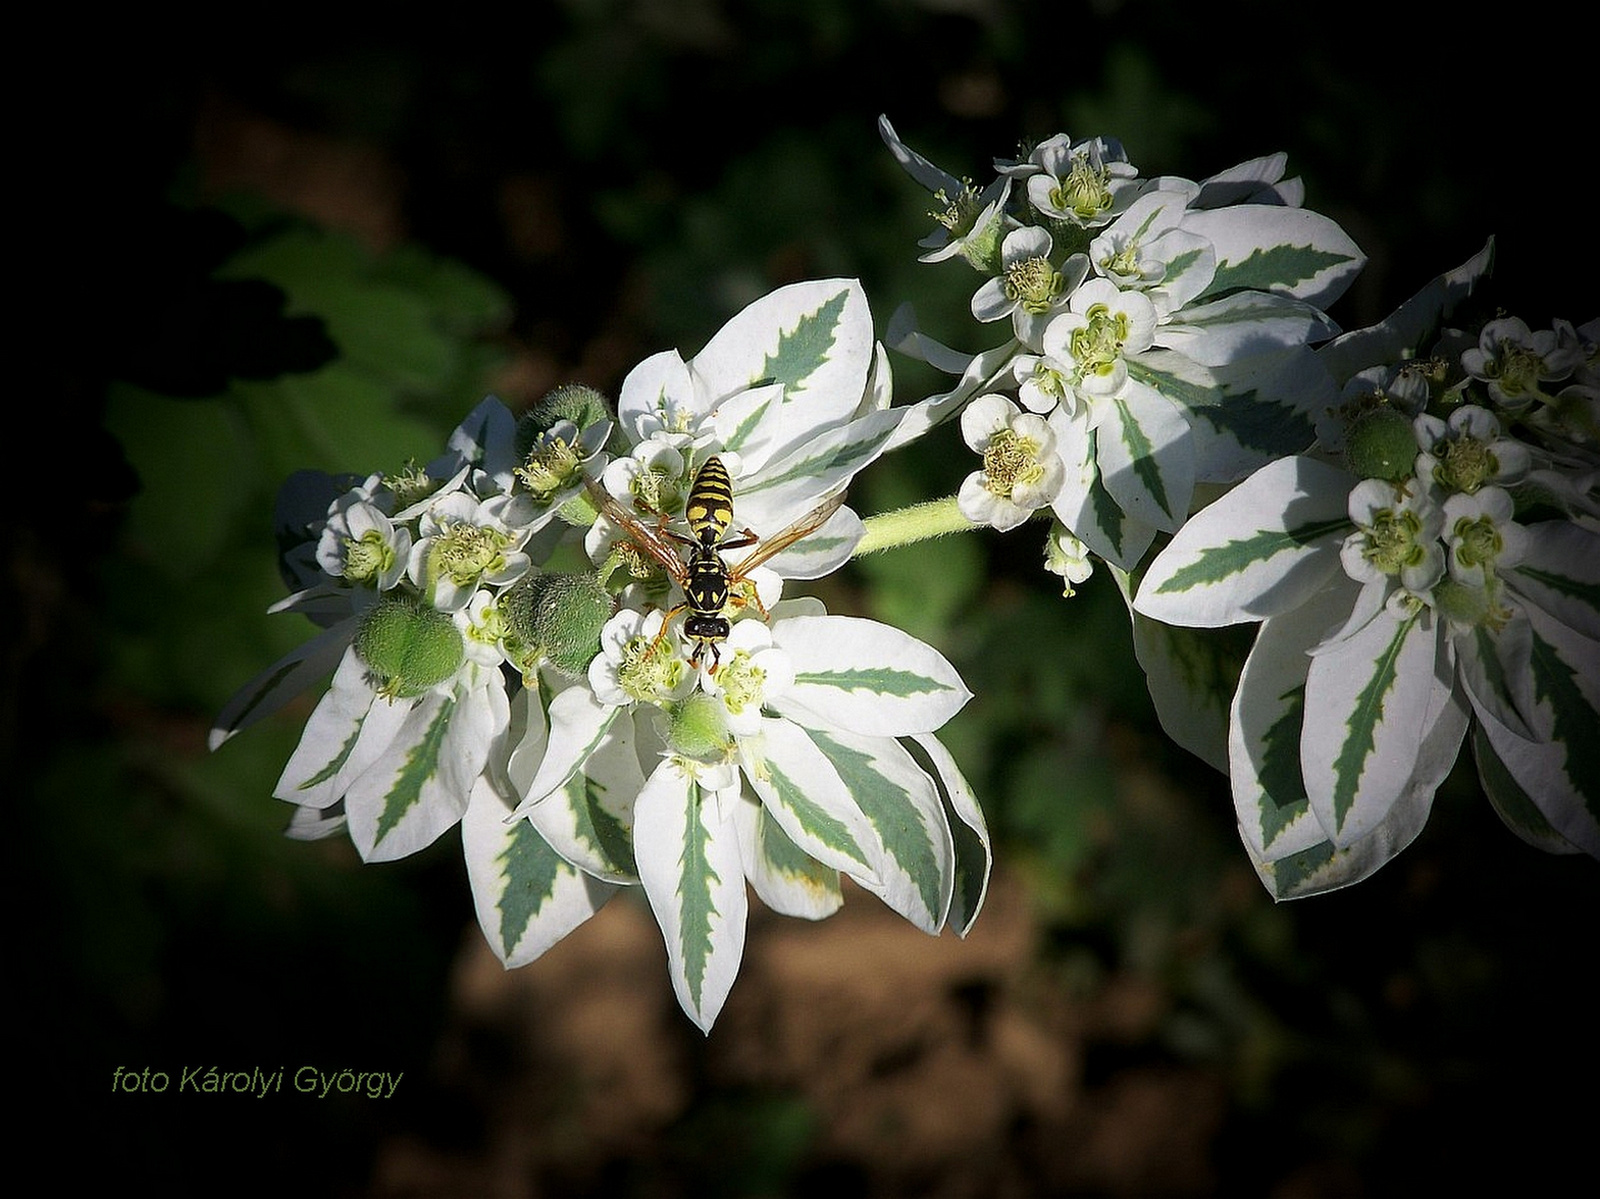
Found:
587,455 -> 843,670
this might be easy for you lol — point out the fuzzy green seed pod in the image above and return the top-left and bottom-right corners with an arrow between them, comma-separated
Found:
667,693 -> 731,761
500,571 -> 615,679
354,596 -> 464,698
1344,407 -> 1419,483
514,384 -> 613,457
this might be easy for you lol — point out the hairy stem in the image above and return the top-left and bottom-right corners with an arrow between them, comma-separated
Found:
851,496 -> 978,557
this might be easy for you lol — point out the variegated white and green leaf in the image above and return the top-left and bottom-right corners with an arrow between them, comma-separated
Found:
1467,605 -> 1600,855
737,504 -> 864,582
1049,415 -> 1157,571
272,644 -> 409,808
1157,290 -> 1340,366
1301,604 -> 1448,847
747,716 -> 880,882
1507,521 -> 1600,642
344,690 -> 472,862
694,278 -> 874,466
1184,204 -> 1365,309
507,685 -> 619,817
1470,723 -> 1585,857
1180,346 -> 1329,481
1251,682 -> 1464,898
807,728 -> 954,934
634,765 -> 747,1033
770,615 -> 972,737
1452,614 -> 1536,740
1134,456 -> 1354,627
1229,581 -> 1361,862
462,777 -> 620,969
734,407 -> 905,531
732,792 -> 843,921
211,615 -> 360,750
1095,377 -> 1194,532
909,733 -> 990,936
523,720 -> 644,884
1247,777 -> 1432,901
1318,239 -> 1493,385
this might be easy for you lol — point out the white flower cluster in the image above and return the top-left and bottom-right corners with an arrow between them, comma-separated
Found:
881,115 -> 1365,575
215,280 -> 989,1031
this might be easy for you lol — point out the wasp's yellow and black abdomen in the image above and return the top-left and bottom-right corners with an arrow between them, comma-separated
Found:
685,456 -> 735,546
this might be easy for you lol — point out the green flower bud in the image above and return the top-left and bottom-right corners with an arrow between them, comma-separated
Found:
1344,407 -> 1418,483
667,693 -> 731,761
514,384 -> 613,457
500,571 -> 615,679
354,596 -> 464,699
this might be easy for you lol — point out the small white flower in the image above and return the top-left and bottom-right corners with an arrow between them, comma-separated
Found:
1461,316 -> 1583,411
408,491 -> 534,612
454,589 -> 511,668
1021,133 -> 1140,227
1044,523 -> 1094,597
970,226 -> 1089,346
958,393 -> 1065,532
1440,487 -> 1527,585
698,620 -> 794,737
588,609 -> 696,709
316,494 -> 412,592
1011,348 -> 1077,416
1089,188 -> 1215,318
514,418 -> 610,507
1039,278 -> 1159,402
1414,405 -> 1530,494
1339,479 -> 1446,596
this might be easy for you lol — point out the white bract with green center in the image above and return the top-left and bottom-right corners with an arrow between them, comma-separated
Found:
589,609 -> 696,709
698,620 -> 794,737
513,418 -> 609,509
958,393 -> 1064,532
1012,132 -> 1140,228
1041,279 -> 1158,400
1462,316 -> 1586,412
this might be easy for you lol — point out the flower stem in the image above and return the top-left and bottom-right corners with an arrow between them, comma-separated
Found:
851,496 -> 977,557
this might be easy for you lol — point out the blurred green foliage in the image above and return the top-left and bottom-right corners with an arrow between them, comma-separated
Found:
26,3 -> 1595,1195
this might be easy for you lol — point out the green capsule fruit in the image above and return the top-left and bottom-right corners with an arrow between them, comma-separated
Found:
355,597 -> 464,698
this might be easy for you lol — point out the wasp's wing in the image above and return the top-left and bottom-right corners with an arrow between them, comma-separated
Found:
729,492 -> 846,577
585,479 -> 691,587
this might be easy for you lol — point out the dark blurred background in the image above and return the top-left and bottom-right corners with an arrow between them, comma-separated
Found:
20,3 -> 1596,1196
